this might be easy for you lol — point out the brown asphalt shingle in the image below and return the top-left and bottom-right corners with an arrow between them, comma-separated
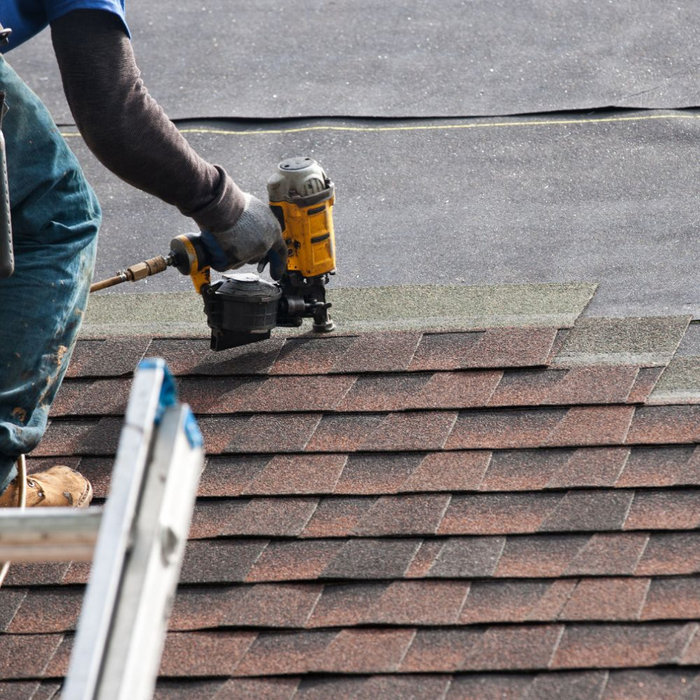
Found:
1,316 -> 699,696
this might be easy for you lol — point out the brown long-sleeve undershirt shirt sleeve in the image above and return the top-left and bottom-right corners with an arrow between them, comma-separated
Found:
50,9 -> 245,232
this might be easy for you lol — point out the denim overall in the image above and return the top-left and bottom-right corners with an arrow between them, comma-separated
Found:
0,55 -> 101,492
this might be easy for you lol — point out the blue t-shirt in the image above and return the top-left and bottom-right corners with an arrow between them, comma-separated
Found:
0,0 -> 128,51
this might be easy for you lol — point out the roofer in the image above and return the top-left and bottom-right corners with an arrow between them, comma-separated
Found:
0,2 -> 287,508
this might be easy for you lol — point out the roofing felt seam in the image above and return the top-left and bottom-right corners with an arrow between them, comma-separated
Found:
56,112 -> 700,141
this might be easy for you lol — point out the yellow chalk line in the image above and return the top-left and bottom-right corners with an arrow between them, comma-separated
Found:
60,112 -> 700,138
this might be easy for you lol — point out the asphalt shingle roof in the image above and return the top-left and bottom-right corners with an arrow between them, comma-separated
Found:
0,310 -> 699,698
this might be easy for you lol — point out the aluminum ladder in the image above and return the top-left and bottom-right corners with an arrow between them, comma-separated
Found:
0,358 -> 204,698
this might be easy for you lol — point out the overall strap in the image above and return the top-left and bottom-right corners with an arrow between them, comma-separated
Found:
0,23 -> 11,46
0,86 -> 14,277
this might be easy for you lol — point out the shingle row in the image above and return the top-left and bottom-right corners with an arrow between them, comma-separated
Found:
6,530 -> 700,586
66,315 -> 697,381
172,531 -> 700,584
36,404 -> 699,456
169,577 -> 700,629
7,575 -> 700,635
3,623 -> 699,680
197,405 -> 700,453
159,669 -> 700,700
9,531 -> 699,588
5,669 -> 700,700
194,446 -> 700,497
11,532 -> 700,587
26,445 -> 700,500
54,364 -> 667,416
189,487 -> 700,538
68,328 -> 560,379
160,622 -> 700,676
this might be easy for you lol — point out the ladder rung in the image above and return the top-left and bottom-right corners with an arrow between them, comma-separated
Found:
0,508 -> 102,562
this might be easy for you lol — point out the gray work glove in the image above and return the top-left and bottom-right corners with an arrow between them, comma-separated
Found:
199,193 -> 287,280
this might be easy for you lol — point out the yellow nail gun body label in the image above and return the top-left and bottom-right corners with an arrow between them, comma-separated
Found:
271,195 -> 336,279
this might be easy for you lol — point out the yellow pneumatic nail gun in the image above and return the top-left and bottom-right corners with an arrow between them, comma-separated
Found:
90,157 -> 337,350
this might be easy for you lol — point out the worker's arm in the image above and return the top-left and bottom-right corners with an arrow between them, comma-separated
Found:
50,9 -> 286,276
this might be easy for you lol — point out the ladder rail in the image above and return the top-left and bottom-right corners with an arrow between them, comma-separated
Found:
61,361 -> 169,698
0,358 -> 204,698
96,403 -> 203,698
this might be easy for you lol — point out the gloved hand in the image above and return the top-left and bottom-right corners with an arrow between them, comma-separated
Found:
199,193 -> 287,279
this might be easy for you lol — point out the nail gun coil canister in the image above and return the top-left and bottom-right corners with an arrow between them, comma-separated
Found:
213,273 -> 281,333
268,157 -> 336,279
204,273 -> 282,351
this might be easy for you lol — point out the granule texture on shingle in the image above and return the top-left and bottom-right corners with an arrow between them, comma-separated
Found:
9,316 -> 700,691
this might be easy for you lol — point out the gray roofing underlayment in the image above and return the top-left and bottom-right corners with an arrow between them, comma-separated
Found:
1,1 -> 699,695
8,1 -> 699,320
11,0 -> 700,121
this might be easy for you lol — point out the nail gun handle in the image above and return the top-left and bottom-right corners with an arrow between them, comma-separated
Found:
169,233 -> 211,294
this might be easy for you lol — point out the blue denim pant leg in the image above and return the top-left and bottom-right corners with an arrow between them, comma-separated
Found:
0,56 -> 101,493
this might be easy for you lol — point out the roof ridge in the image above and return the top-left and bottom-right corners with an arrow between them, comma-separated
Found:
80,282 -> 598,339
